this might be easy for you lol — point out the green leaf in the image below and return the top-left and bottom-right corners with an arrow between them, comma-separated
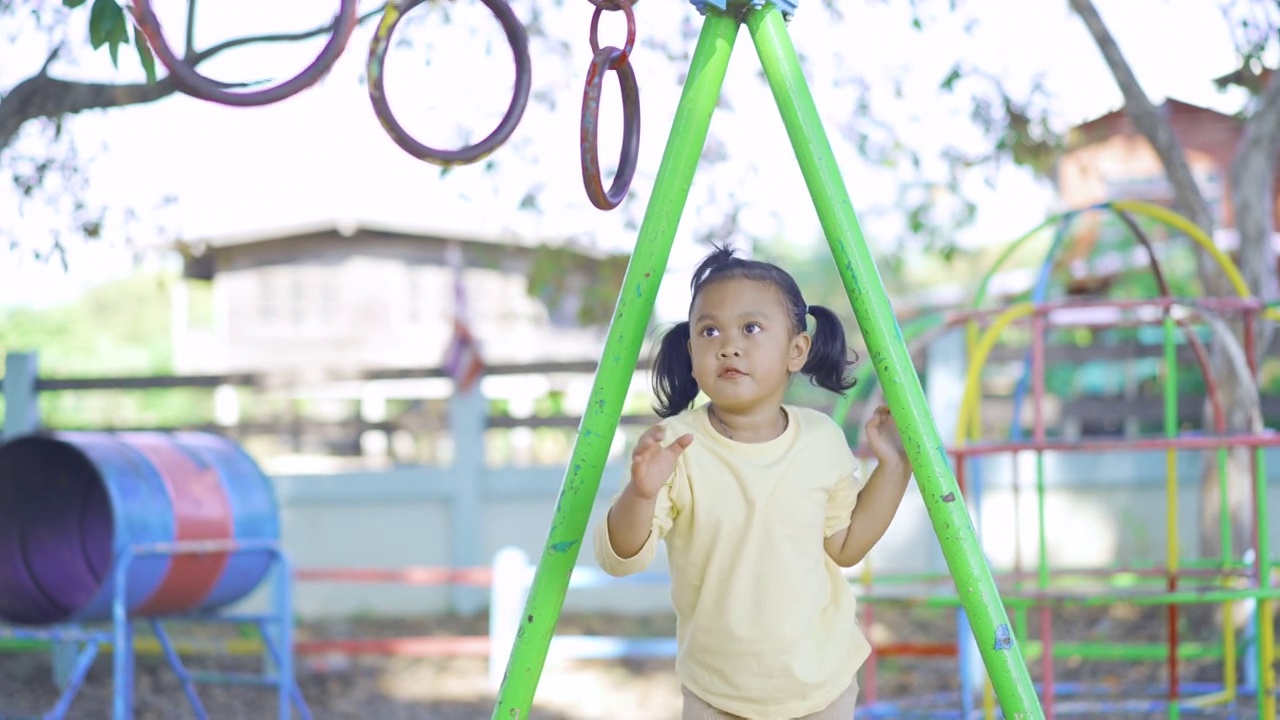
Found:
63,0 -> 88,7
134,25 -> 158,83
88,0 -> 115,49
89,0 -> 129,67
939,64 -> 963,92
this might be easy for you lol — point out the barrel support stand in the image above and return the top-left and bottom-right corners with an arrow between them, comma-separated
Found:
0,625 -> 106,720
107,538 -> 309,720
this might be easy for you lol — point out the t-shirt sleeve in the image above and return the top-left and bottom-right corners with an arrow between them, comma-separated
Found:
823,454 -> 866,538
593,466 -> 681,577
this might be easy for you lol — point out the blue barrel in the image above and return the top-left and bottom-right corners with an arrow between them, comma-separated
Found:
0,431 -> 280,626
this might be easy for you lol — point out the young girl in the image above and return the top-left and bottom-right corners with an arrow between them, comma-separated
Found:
593,244 -> 913,720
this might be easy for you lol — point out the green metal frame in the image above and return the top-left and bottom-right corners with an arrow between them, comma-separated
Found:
490,5 -> 1043,718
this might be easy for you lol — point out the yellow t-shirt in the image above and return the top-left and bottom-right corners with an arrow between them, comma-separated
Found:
593,403 -> 872,719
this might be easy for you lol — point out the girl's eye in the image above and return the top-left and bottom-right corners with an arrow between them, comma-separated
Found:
700,326 -> 719,337
744,322 -> 762,334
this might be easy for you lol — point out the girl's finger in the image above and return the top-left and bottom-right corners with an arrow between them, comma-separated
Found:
634,425 -> 664,447
666,433 -> 694,455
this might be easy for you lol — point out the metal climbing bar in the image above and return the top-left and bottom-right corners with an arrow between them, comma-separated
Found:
489,10 -> 741,719
493,3 -> 1042,718
743,4 -> 1044,717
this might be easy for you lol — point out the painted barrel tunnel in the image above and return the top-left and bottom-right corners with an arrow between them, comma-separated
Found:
0,431 -> 280,626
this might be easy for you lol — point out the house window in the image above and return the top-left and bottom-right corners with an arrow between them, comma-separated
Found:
259,275 -> 278,323
320,277 -> 339,324
290,275 -> 307,326
407,271 -> 422,324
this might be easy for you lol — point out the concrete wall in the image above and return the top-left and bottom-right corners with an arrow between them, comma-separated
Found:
237,445 -> 1280,621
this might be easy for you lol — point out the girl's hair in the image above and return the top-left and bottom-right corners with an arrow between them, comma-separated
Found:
652,243 -> 857,418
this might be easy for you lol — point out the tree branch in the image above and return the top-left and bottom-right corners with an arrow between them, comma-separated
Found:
185,0 -> 198,56
0,74 -> 179,153
1230,64 -> 1280,310
0,5 -> 384,156
1068,0 -> 1225,293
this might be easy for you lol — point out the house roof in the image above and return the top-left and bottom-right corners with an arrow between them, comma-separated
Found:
176,218 -> 621,279
180,217 -> 607,255
1067,98 -> 1238,144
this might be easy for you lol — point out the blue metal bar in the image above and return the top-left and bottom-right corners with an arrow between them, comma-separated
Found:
111,547 -> 136,720
44,640 -> 102,720
186,672 -> 287,686
256,619 -> 315,720
271,552 -> 297,720
105,540 -> 301,720
150,618 -> 209,720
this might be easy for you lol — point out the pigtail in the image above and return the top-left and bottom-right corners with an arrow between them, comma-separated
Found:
652,321 -> 700,418
800,304 -> 857,394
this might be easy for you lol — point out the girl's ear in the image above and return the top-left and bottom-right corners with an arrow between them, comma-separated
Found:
788,331 -> 812,373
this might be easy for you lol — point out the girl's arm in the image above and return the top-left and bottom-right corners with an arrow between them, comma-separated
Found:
824,456 -> 912,567
597,425 -> 689,576
605,484 -> 661,560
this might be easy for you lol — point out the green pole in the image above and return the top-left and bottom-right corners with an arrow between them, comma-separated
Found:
1161,313 -> 1181,720
1255,447 -> 1274,720
489,11 -> 741,719
744,6 -> 1044,717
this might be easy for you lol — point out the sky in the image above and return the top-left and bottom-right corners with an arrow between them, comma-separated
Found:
0,0 -> 1252,321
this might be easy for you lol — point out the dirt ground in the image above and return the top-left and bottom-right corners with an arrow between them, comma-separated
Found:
0,604 -> 1262,719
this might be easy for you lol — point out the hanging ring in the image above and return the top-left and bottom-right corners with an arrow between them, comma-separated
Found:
367,0 -> 532,167
129,0 -> 358,107
588,2 -> 636,62
580,46 -> 641,211
586,0 -> 639,10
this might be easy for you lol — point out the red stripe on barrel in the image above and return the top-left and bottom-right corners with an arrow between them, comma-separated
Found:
129,435 -> 234,615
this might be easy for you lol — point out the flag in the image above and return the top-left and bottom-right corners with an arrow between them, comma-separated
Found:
442,242 -> 485,393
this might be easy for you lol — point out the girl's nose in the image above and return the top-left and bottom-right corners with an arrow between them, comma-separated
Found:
717,345 -> 741,358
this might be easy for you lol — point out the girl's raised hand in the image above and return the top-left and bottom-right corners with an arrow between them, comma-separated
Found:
864,405 -> 908,468
628,425 -> 694,500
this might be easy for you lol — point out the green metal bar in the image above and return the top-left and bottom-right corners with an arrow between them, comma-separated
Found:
1162,312 -> 1180,720
1021,641 -> 1224,663
1036,451 -> 1048,590
864,585 -> 1280,609
830,312 -> 947,431
489,11 -> 741,719
1062,586 -> 1280,606
743,6 -> 1043,718
1255,446 -> 1274,720
970,215 -> 1065,309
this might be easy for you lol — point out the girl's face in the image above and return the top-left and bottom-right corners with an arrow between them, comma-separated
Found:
686,277 -> 811,412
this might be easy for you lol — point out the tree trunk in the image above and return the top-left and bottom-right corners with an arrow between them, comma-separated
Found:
1200,64 -> 1280,562
1068,0 -> 1280,566
1066,0 -> 1229,295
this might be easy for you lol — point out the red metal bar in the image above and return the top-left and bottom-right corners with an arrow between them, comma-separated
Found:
1031,313 -> 1047,446
951,433 -> 1280,458
297,634 -> 491,657
294,634 -> 958,660
1167,572 -> 1179,703
1244,309 -> 1261,581
294,567 -> 495,586
863,602 -> 878,703
874,642 -> 957,658
946,296 -> 1267,326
